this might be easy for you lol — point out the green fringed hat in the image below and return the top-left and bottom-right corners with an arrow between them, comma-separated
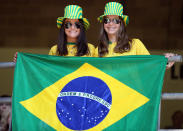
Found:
57,5 -> 90,30
97,2 -> 129,26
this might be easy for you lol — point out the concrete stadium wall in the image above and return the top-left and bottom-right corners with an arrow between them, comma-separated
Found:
0,0 -> 183,49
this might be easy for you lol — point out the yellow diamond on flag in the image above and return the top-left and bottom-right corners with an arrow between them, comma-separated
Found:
20,63 -> 149,131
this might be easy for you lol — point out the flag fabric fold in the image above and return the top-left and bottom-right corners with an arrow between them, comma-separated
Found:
12,53 -> 167,131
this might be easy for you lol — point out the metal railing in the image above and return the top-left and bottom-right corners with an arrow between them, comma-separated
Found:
0,97 -> 11,104
158,93 -> 183,131
162,93 -> 183,100
0,55 -> 183,131
0,62 -> 15,68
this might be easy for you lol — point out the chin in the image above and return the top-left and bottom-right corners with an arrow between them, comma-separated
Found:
70,36 -> 79,39
108,32 -> 117,35
69,34 -> 79,38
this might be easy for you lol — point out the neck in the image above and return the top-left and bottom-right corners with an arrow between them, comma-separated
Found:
108,34 -> 117,43
67,37 -> 77,43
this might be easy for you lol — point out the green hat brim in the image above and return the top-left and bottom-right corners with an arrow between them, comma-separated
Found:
57,17 -> 90,30
97,14 -> 129,26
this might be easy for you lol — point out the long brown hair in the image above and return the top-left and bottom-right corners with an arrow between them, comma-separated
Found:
98,16 -> 131,57
57,19 -> 89,56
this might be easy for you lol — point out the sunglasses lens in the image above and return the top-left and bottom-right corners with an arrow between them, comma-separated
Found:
104,18 -> 120,24
113,19 -> 120,24
104,18 -> 110,24
64,22 -> 72,29
75,22 -> 81,29
64,22 -> 81,29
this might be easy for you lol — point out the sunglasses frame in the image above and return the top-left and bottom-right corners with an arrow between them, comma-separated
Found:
104,18 -> 121,24
64,22 -> 81,29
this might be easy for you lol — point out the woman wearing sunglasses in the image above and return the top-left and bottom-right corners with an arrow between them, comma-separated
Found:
49,5 -> 95,56
97,2 -> 174,69
97,2 -> 149,57
13,5 -> 95,62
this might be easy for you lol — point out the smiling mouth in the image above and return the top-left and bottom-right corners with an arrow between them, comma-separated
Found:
69,31 -> 78,33
107,27 -> 117,30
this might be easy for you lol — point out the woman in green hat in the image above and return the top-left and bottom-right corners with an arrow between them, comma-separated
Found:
96,2 -> 174,69
96,2 -> 149,57
49,5 -> 96,57
13,5 -> 95,62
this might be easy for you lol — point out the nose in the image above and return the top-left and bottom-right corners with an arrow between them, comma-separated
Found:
109,21 -> 113,25
71,24 -> 75,29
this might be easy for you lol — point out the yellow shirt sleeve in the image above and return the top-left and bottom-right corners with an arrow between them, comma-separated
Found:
131,39 -> 150,55
48,45 -> 58,56
88,43 -> 97,57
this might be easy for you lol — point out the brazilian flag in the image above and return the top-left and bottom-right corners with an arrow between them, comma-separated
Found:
12,53 -> 167,131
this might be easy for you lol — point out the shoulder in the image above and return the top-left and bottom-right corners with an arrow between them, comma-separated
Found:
88,43 -> 96,48
50,45 -> 58,50
130,38 -> 150,55
87,43 -> 96,51
131,38 -> 147,48
131,38 -> 144,45
49,45 -> 58,55
87,43 -> 98,57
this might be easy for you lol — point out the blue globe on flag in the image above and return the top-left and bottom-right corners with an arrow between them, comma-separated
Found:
56,76 -> 112,130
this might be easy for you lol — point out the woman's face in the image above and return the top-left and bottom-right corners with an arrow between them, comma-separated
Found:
103,15 -> 121,36
64,19 -> 81,40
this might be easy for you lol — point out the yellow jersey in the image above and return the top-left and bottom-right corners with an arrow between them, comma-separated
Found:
95,39 -> 150,57
49,43 -> 96,57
